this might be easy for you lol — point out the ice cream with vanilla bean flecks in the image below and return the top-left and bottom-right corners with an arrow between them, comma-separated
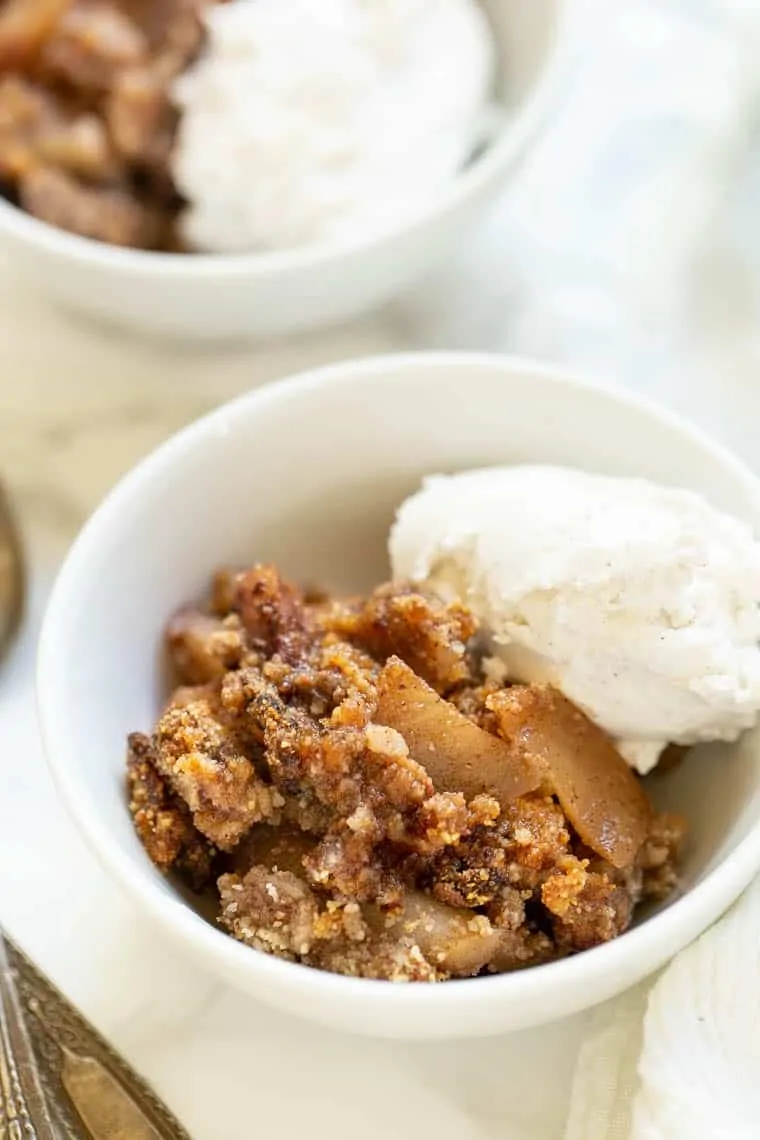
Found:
390,465 -> 760,774
172,0 -> 495,252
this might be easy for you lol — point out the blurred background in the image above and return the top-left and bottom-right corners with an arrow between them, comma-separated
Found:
2,0 -> 760,564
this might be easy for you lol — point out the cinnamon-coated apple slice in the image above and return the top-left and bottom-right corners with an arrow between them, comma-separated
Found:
374,656 -> 540,805
488,685 -> 651,869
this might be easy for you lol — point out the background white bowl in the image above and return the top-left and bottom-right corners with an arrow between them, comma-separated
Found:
38,353 -> 760,1039
0,1 -> 568,341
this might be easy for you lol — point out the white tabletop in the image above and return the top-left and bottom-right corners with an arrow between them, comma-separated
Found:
3,2 -> 760,1136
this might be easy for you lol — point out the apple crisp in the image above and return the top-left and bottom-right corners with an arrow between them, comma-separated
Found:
0,0 -> 227,249
127,564 -> 685,981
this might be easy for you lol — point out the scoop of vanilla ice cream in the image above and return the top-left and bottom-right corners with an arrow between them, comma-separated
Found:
390,466 -> 760,774
172,0 -> 495,253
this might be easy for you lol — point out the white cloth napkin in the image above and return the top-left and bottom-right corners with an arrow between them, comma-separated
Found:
634,879 -> 760,1139
566,880 -> 760,1139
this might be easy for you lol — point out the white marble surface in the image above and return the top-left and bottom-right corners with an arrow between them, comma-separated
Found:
4,1 -> 760,1135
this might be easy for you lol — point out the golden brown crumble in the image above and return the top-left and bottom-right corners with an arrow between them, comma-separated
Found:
127,564 -> 686,982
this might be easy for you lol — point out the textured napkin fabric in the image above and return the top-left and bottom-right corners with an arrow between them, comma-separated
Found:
634,880 -> 760,1140
565,987 -> 647,1140
566,881 -> 760,1140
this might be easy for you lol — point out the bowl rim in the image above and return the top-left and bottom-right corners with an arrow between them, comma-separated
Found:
37,350 -> 760,1023
0,0 -> 575,279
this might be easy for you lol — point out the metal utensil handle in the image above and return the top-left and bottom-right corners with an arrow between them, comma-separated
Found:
0,482 -> 25,662
0,931 -> 58,1139
1,933 -> 193,1140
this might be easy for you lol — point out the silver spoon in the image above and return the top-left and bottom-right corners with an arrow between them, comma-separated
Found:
0,482 -> 24,663
0,487 -> 190,1139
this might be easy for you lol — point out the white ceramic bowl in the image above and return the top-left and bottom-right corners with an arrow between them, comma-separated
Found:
38,353 -> 760,1039
0,1 -> 568,341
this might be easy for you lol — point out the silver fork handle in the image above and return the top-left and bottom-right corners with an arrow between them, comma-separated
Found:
1,930 -> 191,1140
0,931 -> 57,1139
